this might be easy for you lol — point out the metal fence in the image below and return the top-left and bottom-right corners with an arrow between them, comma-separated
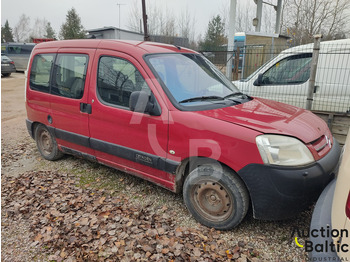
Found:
200,40 -> 350,114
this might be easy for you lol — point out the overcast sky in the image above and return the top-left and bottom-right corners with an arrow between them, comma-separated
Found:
1,0 -> 233,38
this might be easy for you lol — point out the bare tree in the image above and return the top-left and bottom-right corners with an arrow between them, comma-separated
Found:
13,14 -> 30,42
127,0 -> 142,33
261,3 -> 276,33
282,0 -> 350,44
178,8 -> 197,48
127,0 -> 195,46
220,1 -> 276,35
30,18 -> 48,39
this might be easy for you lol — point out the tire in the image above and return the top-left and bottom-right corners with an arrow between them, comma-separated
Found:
183,164 -> 249,230
34,124 -> 63,161
2,73 -> 11,77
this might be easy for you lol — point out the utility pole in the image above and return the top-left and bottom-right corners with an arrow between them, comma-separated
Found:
226,0 -> 237,80
254,0 -> 263,32
116,3 -> 126,39
253,0 -> 283,34
275,0 -> 282,34
142,0 -> 150,41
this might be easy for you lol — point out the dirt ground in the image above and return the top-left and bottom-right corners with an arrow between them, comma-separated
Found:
1,73 -> 311,261
1,73 -> 37,176
2,73 -> 27,139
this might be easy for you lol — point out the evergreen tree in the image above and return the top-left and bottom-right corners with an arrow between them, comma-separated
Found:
1,20 -> 14,43
59,8 -> 85,39
199,15 -> 227,50
45,22 -> 56,39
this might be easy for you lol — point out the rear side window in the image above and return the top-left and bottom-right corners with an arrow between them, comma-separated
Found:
51,54 -> 88,99
8,45 -> 34,55
30,54 -> 55,93
97,56 -> 151,108
261,53 -> 312,85
20,45 -> 34,54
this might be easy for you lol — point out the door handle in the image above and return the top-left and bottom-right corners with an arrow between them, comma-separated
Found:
80,103 -> 92,114
313,85 -> 319,93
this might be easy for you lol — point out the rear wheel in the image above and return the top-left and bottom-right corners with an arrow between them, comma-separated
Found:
2,73 -> 11,77
183,164 -> 249,230
35,124 -> 63,161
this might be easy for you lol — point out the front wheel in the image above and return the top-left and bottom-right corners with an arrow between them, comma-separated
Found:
183,164 -> 249,230
34,124 -> 63,161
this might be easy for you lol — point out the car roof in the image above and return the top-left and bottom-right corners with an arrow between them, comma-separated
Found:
33,39 -> 196,55
282,38 -> 350,54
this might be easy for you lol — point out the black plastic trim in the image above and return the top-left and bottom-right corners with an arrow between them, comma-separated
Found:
25,119 -> 34,139
26,121 -> 179,174
54,128 -> 90,148
60,146 -> 97,162
90,138 -> 178,174
237,139 -> 341,220
80,103 -> 92,114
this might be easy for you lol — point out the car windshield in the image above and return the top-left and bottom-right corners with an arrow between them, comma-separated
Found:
147,53 -> 240,105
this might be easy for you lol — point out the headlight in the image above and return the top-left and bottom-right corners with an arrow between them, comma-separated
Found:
256,135 -> 314,166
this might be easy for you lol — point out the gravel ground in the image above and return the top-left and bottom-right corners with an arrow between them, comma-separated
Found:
1,73 -> 311,261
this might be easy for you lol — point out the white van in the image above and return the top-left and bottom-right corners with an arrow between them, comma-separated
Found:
233,39 -> 350,113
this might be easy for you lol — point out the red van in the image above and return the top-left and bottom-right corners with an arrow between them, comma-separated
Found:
25,40 -> 340,230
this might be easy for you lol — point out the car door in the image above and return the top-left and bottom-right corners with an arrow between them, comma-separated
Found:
250,53 -> 312,109
50,48 -> 96,156
87,50 -> 173,188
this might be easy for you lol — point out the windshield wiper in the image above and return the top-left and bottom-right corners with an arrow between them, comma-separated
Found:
224,92 -> 244,99
178,95 -> 225,104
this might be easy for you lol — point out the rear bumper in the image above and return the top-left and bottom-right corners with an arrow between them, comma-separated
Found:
1,64 -> 16,74
26,119 -> 34,139
238,138 -> 340,220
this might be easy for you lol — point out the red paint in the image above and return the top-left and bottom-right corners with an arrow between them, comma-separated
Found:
26,39 -> 335,192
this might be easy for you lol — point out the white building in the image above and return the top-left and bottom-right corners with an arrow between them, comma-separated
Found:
87,26 -> 189,47
87,27 -> 144,41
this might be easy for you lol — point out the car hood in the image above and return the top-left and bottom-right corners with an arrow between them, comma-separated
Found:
195,97 -> 327,144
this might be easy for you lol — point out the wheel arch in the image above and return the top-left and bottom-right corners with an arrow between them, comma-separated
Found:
174,156 -> 250,197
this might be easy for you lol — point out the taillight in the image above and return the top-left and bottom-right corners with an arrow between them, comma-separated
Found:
10,61 -> 14,64
346,191 -> 350,219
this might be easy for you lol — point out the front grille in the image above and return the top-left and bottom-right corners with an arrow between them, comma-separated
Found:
311,134 -> 332,157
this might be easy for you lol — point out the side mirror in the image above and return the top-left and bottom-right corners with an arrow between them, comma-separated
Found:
253,73 -> 263,86
129,91 -> 161,116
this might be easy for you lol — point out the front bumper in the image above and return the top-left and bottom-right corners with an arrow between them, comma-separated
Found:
238,138 -> 340,220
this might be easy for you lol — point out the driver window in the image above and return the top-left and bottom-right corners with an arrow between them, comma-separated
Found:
261,53 -> 312,85
97,56 -> 151,108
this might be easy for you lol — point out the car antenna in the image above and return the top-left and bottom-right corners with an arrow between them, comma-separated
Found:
174,45 -> 181,50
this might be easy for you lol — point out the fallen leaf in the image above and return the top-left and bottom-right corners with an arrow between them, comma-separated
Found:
193,247 -> 201,257
99,196 -> 106,204
34,233 -> 42,242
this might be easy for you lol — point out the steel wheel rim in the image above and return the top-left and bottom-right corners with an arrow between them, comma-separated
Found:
38,129 -> 53,155
191,180 -> 234,222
